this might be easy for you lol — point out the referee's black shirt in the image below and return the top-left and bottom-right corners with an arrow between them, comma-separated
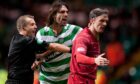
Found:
7,33 -> 48,83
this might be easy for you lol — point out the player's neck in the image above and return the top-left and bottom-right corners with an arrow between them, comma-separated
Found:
89,26 -> 96,35
51,23 -> 63,36
89,27 -> 99,40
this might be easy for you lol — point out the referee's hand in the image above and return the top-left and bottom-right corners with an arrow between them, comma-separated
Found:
31,60 -> 43,70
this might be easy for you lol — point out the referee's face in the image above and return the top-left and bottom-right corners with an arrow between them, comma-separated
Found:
55,5 -> 69,26
24,17 -> 37,37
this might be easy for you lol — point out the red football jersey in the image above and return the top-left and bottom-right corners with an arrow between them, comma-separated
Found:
70,28 -> 100,79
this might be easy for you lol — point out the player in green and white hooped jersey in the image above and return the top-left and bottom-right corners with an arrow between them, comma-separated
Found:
36,0 -> 82,84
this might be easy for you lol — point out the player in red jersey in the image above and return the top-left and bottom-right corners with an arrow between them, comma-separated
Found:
68,8 -> 110,84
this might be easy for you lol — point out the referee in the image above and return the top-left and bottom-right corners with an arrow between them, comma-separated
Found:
6,15 -> 70,84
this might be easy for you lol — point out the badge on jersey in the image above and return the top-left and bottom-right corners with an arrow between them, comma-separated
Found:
77,47 -> 86,53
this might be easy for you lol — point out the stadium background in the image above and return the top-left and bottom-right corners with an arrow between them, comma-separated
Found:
0,0 -> 140,84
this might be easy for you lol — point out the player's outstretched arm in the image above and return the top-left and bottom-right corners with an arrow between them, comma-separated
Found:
48,43 -> 70,53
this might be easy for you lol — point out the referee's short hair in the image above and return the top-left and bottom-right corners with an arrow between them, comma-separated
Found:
16,15 -> 34,31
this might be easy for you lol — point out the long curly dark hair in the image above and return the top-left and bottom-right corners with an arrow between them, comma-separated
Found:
47,0 -> 69,26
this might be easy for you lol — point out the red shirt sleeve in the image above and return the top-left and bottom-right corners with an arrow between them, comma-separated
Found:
74,37 -> 95,64
76,52 -> 95,64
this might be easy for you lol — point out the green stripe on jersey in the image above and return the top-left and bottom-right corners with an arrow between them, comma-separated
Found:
41,67 -> 70,76
42,57 -> 70,67
40,76 -> 67,84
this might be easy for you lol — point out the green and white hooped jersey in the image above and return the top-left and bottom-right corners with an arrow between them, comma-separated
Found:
36,24 -> 82,84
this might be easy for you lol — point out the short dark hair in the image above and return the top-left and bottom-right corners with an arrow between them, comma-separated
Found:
89,8 -> 109,19
16,15 -> 34,31
47,0 -> 69,26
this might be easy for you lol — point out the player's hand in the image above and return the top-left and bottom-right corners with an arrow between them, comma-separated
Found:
95,53 -> 109,66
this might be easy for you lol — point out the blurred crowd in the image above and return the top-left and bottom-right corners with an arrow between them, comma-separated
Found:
0,0 -> 140,84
